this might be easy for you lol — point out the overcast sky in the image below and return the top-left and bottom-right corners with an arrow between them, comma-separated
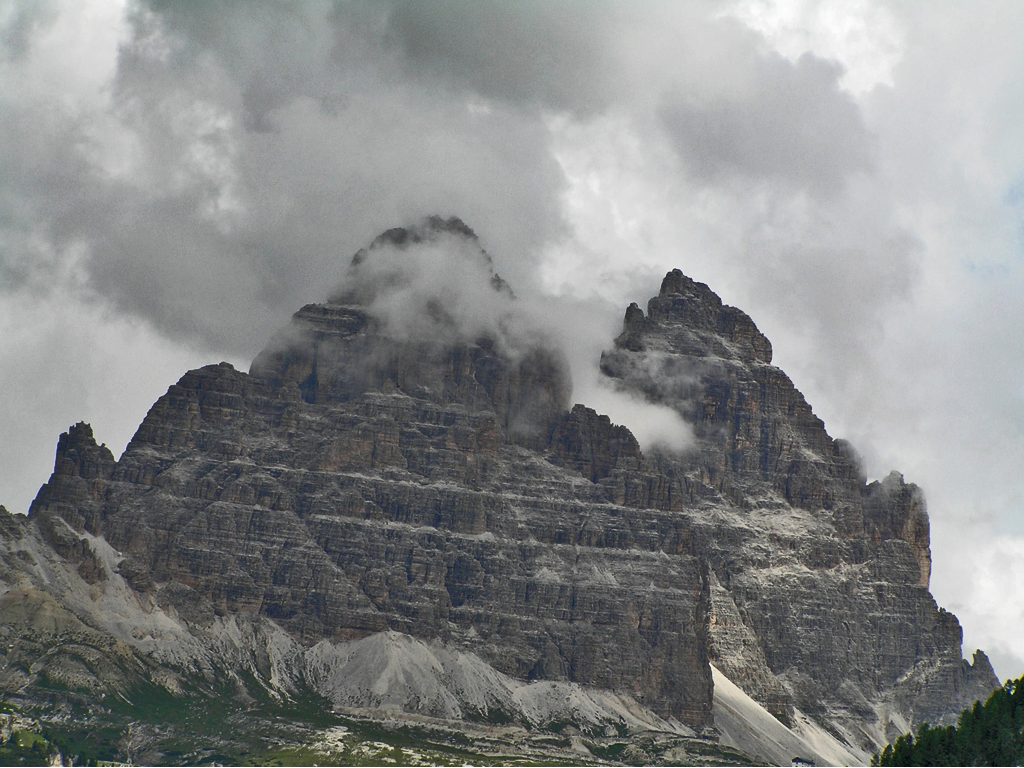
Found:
2,0 -> 1023,681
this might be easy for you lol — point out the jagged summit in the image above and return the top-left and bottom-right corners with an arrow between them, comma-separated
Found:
366,214 -> 482,249
2,222 -> 1000,764
596,269 -> 1001,735
251,218 -> 568,443
604,270 -> 853,515
615,270 -> 772,369
335,215 -> 513,307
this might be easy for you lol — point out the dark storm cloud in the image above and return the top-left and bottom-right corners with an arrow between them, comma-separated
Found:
381,0 -> 614,114
383,0 -> 875,197
0,0 -> 895,362
0,0 -> 57,62
0,0 -> 569,354
660,50 -> 874,194
134,0 -> 381,131
0,108 -> 90,293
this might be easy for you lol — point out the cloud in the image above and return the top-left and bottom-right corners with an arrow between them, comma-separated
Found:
0,0 -> 889,356
932,529 -> 1024,683
0,285 -> 218,518
0,0 -> 59,62
320,220 -> 693,453
727,0 -> 905,95
1,0 -> 568,355
329,219 -> 530,355
661,50 -> 873,194
521,293 -> 695,454
381,0 -> 616,114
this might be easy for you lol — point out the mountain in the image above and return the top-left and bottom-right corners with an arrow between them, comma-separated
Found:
0,217 -> 998,765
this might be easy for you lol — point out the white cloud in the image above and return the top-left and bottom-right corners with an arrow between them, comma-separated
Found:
0,286 -> 220,517
727,0 -> 904,95
932,528 -> 1024,682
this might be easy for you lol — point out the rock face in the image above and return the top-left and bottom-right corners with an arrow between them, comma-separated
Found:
3,218 -> 998,760
600,268 -> 996,735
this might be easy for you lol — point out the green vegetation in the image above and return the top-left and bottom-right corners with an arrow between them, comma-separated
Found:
4,679 -> 601,766
0,728 -> 58,765
874,676 -> 1024,766
0,701 -> 65,766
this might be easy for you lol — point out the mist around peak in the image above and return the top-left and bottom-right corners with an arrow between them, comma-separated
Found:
319,218 -> 694,455
327,216 -> 537,361
515,290 -> 696,455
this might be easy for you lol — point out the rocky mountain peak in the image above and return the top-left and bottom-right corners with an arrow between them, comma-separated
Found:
335,215 -> 512,308
366,214 -> 481,250
604,269 -> 848,511
636,268 -> 774,365
1,226 -> 1000,764
251,217 -> 569,446
40,421 -> 114,482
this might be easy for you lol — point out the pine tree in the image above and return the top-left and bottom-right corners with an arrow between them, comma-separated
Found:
875,676 -> 1024,766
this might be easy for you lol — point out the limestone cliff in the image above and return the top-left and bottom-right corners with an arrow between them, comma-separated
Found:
1,219 -> 998,764
600,268 -> 996,737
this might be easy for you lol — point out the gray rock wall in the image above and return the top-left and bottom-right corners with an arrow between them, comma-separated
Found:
600,267 -> 997,736
14,223 -> 998,745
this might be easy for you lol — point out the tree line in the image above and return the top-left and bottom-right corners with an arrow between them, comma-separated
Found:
875,675 -> 1024,766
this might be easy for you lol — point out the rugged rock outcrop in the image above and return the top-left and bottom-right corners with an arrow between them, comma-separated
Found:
0,218 -> 999,764
600,268 -> 997,739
